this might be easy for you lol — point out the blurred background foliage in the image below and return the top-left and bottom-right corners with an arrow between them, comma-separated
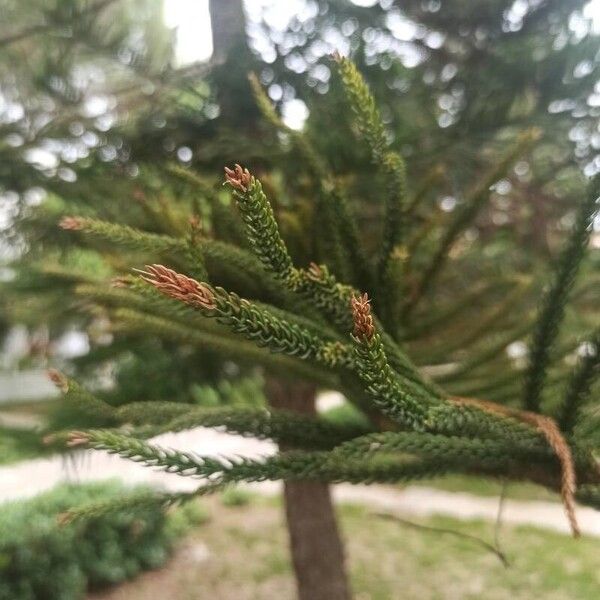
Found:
0,0 -> 598,430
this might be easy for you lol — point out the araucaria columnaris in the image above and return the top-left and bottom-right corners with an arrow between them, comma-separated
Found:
52,57 -> 599,578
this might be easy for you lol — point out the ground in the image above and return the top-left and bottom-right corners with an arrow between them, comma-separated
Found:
88,495 -> 600,600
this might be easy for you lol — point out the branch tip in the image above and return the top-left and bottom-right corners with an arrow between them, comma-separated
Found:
66,431 -> 90,447
224,164 -> 252,193
307,262 -> 324,280
111,276 -> 130,289
138,264 -> 216,310
47,369 -> 69,392
351,293 -> 375,342
59,216 -> 87,231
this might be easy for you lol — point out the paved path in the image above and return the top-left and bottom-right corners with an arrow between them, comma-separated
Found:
0,369 -> 58,404
1,426 -> 598,537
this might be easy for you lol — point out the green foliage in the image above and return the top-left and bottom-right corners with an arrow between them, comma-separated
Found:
559,330 -> 600,433
334,431 -> 551,468
352,327 -> 430,430
0,427 -> 49,465
225,166 -> 295,282
405,129 -> 542,315
2,4 -> 600,593
334,54 -> 407,285
0,480 -> 197,600
191,374 -> 265,408
524,175 -> 600,411
220,488 -> 253,507
7,46 -> 600,542
53,381 -> 371,449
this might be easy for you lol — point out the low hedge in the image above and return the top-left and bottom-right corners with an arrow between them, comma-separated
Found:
0,480 -> 205,600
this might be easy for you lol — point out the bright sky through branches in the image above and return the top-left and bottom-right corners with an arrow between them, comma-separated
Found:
163,0 -> 600,69
163,0 -> 213,65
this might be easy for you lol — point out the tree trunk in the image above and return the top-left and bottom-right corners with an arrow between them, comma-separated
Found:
207,0 -> 259,133
266,379 -> 351,600
208,0 -> 247,64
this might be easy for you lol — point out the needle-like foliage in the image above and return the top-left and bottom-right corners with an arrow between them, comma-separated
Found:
37,57 -> 600,539
523,177 -> 600,412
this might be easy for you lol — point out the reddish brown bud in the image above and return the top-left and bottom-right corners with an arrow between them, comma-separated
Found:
138,264 -> 216,310
132,187 -> 146,202
351,293 -> 375,342
47,369 -> 69,392
307,262 -> 324,280
57,512 -> 74,526
42,433 -> 57,445
224,164 -> 252,193
111,276 -> 130,288
59,216 -> 87,231
66,431 -> 90,447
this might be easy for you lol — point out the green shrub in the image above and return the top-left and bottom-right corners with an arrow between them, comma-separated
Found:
0,480 -> 197,600
220,487 -> 252,507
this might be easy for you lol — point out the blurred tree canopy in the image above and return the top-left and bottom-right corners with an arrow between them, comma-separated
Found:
0,0 -> 598,399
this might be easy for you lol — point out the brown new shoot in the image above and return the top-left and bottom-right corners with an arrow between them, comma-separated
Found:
58,216 -> 88,231
137,264 -> 216,310
351,293 -> 375,343
224,164 -> 252,193
47,369 -> 69,393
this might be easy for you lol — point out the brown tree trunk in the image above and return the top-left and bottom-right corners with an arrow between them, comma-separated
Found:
208,0 -> 247,64
207,0 -> 258,133
266,379 -> 351,600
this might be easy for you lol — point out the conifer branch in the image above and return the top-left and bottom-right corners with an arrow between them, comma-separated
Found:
59,485 -> 222,525
59,216 -> 185,254
401,278 -> 520,341
333,54 -> 388,165
435,322 -> 533,383
224,164 -> 296,282
333,54 -> 407,284
111,308 -> 339,387
35,55 -> 600,550
351,294 -> 431,429
58,215 -> 284,300
138,265 -> 354,369
47,378 -> 369,451
249,72 -> 372,289
47,370 -> 117,427
76,279 -> 224,336
404,129 -> 541,316
118,404 -> 371,450
559,329 -> 600,433
423,283 -> 530,364
444,396 -> 580,536
294,264 -> 438,400
523,174 -> 600,412
138,264 -> 217,310
67,430 -> 457,484
334,431 -> 551,467
297,262 -> 356,331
